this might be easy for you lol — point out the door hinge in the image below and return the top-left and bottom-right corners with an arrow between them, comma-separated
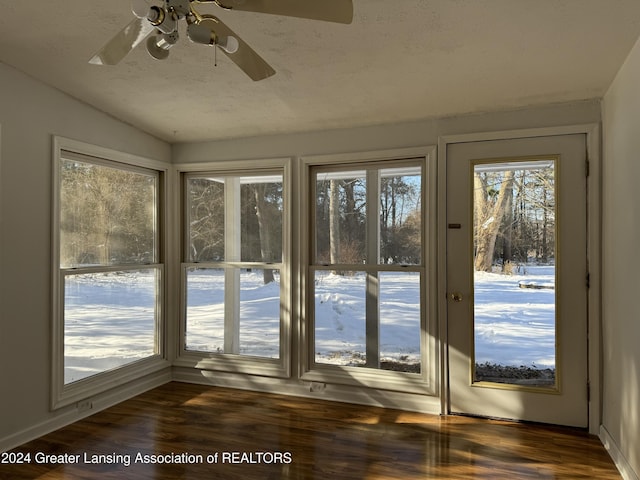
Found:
586,272 -> 590,289
585,157 -> 590,177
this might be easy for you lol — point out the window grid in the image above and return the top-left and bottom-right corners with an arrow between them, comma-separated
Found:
52,137 -> 167,409
181,168 -> 288,369
309,159 -> 426,377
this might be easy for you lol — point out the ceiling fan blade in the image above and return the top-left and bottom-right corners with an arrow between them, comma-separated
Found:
208,0 -> 354,24
89,17 -> 155,65
198,17 -> 276,81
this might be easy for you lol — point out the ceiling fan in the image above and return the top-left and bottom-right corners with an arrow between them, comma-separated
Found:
89,0 -> 354,81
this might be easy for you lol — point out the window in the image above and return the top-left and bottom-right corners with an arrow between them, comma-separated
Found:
177,161 -> 290,377
52,138 -> 167,408
302,149 -> 436,393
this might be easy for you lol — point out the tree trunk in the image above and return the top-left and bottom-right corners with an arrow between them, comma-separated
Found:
253,184 -> 275,284
329,179 -> 340,272
342,180 -> 358,246
474,171 -> 515,272
473,173 -> 489,269
501,177 -> 514,271
541,182 -> 549,263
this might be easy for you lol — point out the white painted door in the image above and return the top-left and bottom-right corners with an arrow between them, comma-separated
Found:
446,134 -> 589,427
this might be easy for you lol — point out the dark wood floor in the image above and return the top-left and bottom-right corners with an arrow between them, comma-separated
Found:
3,382 -> 620,479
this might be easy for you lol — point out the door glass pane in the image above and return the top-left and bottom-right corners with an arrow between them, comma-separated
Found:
315,171 -> 367,264
379,167 -> 422,265
64,269 -> 158,384
314,270 -> 366,366
472,159 -> 556,387
185,267 -> 225,352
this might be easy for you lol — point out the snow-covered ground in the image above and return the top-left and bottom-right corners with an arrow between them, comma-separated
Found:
64,266 -> 555,383
64,271 -> 157,384
313,271 -> 421,367
185,269 -> 280,357
474,265 -> 555,369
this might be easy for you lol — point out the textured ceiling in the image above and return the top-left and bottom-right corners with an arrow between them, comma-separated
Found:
2,1 -> 640,143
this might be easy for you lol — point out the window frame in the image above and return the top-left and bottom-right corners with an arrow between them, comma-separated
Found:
174,158 -> 292,378
300,147 -> 438,395
51,136 -> 169,409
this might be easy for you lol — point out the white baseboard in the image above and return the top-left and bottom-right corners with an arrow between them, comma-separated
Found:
0,369 -> 171,453
172,367 -> 442,415
600,425 -> 640,480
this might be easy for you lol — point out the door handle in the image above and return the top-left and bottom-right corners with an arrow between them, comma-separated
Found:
449,292 -> 463,302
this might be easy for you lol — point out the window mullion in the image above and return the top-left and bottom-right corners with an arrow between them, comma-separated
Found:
224,177 -> 241,354
365,169 -> 380,368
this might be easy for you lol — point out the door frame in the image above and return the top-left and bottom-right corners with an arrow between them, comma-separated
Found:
437,124 -> 601,434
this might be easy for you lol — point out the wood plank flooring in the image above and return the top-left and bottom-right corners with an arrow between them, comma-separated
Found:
3,382 -> 620,479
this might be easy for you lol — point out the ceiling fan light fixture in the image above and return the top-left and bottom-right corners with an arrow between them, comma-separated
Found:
186,22 -> 238,54
186,22 -> 214,45
146,32 -> 178,60
217,35 -> 239,54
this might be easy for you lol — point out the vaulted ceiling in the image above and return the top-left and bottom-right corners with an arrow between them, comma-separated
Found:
2,1 -> 640,143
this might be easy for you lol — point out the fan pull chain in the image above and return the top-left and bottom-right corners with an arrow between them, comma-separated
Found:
214,42 -> 218,67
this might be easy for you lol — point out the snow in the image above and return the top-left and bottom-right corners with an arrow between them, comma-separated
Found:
185,269 -> 280,357
313,271 -> 421,367
474,266 -> 556,368
64,271 -> 157,384
63,265 -> 556,384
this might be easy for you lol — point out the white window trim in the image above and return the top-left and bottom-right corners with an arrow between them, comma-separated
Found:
299,146 -> 439,395
51,136 -> 170,410
173,157 -> 292,379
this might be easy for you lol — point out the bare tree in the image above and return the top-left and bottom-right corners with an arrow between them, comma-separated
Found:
380,176 -> 418,264
60,161 -> 155,266
188,178 -> 224,262
329,179 -> 340,271
474,170 -> 515,272
253,183 -> 276,284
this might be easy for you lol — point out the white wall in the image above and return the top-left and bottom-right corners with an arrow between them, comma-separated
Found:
172,100 -> 601,163
0,62 -> 171,449
602,36 -> 640,480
